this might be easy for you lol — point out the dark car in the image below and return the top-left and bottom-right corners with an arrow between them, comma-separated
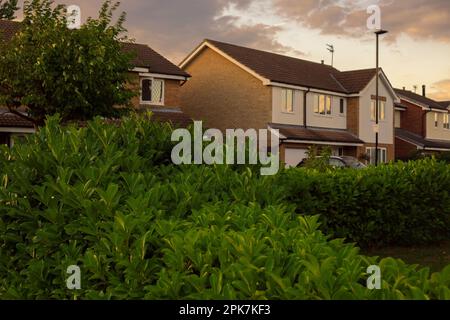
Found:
297,156 -> 367,169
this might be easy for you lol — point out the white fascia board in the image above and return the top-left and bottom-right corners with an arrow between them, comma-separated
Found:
0,127 -> 35,133
139,73 -> 188,81
132,67 -> 149,73
266,81 -> 354,97
283,139 -> 364,147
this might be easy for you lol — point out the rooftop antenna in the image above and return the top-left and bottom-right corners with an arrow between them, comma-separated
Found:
326,44 -> 334,67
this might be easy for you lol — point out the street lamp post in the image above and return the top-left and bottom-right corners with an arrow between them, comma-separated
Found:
374,29 -> 388,166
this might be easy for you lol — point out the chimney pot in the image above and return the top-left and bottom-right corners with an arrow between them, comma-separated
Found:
422,85 -> 426,97
321,60 -> 324,64
402,86 -> 405,90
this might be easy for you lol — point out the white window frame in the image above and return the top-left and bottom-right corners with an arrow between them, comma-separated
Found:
140,77 -> 165,106
366,147 -> 387,165
281,88 -> 294,113
371,100 -> 386,121
314,94 -> 332,116
443,113 -> 449,130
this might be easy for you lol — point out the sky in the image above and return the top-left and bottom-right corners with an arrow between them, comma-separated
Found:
14,0 -> 450,101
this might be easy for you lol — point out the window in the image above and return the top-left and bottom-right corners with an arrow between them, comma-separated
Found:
339,99 -> 345,114
314,94 -> 332,115
444,113 -> 450,130
366,147 -> 387,165
371,100 -> 386,121
435,112 -> 439,128
141,78 -> 164,105
281,89 -> 294,113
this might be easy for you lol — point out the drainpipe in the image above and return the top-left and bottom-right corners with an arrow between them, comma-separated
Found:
304,88 -> 311,128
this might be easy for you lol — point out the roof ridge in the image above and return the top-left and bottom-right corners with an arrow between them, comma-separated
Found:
205,38 -> 340,71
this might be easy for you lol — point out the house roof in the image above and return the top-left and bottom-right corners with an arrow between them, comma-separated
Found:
0,111 -> 34,128
145,108 -> 193,127
439,101 -> 450,108
396,128 -> 450,151
0,19 -> 189,78
182,39 -> 385,95
394,88 -> 447,111
270,123 -> 364,146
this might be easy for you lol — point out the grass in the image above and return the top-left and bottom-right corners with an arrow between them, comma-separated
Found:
364,241 -> 450,273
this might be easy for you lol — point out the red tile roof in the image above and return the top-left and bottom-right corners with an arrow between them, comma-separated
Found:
396,128 -> 450,151
0,111 -> 34,128
394,88 -> 447,110
198,40 -> 380,94
0,20 -> 189,78
270,123 -> 364,145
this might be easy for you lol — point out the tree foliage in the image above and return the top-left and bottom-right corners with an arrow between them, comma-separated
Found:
0,0 -> 135,126
0,0 -> 18,19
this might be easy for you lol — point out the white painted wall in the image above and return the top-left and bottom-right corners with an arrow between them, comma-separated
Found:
426,112 -> 450,140
306,93 -> 347,129
358,76 -> 395,144
272,87 -> 303,125
395,110 -> 401,128
272,87 -> 347,129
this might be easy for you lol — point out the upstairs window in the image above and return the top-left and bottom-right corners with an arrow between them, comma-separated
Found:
339,99 -> 345,114
444,113 -> 450,130
141,78 -> 164,105
281,89 -> 294,113
314,94 -> 332,115
371,100 -> 386,121
435,113 -> 439,128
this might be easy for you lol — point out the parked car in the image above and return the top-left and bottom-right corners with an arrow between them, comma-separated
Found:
297,156 -> 367,169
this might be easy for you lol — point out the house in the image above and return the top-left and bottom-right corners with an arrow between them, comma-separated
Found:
394,86 -> 450,159
179,39 -> 399,166
0,20 -> 192,147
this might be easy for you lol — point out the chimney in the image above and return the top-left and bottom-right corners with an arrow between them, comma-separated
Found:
422,85 -> 426,97
321,60 -> 324,64
402,86 -> 405,90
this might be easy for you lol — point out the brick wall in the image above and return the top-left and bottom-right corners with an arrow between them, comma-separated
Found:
347,97 -> 359,136
180,47 -> 272,131
129,72 -> 182,110
395,137 -> 418,160
400,99 -> 426,136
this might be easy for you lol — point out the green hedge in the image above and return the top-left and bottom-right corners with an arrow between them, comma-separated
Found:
280,160 -> 450,247
0,116 -> 449,299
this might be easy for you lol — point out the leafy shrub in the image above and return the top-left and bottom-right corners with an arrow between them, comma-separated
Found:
0,115 -> 449,299
280,159 -> 450,247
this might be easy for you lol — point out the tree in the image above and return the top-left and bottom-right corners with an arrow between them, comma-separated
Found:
0,0 -> 18,19
0,0 -> 135,126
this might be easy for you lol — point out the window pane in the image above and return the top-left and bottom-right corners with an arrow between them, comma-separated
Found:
281,89 -> 287,111
319,95 -> 325,114
152,79 -> 163,103
380,102 -> 385,120
286,90 -> 293,112
314,95 -> 319,113
142,79 -> 152,102
340,99 -> 344,114
326,96 -> 332,115
371,101 -> 375,121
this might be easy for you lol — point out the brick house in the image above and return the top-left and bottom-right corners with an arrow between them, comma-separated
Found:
179,39 -> 399,166
0,20 -> 192,147
394,87 -> 450,160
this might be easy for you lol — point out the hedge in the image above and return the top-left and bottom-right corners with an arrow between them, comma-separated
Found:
0,115 -> 449,299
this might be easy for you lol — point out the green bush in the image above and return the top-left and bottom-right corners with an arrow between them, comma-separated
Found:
0,115 -> 449,299
280,160 -> 450,247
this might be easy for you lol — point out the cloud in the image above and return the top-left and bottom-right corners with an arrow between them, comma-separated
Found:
429,79 -> 450,101
16,0 -> 298,63
272,0 -> 450,43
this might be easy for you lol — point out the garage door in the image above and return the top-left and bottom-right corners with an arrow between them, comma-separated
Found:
285,148 -> 308,168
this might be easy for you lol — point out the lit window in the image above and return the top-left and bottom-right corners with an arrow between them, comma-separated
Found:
281,89 -> 294,113
371,100 -> 386,121
314,94 -> 332,115
444,113 -> 450,130
141,78 -> 164,105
